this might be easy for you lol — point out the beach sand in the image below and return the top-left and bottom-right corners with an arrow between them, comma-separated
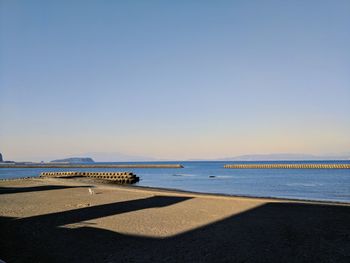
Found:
0,178 -> 349,262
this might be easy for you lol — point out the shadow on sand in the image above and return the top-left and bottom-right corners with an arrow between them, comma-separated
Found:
0,195 -> 349,262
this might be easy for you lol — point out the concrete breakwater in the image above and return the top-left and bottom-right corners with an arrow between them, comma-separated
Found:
224,164 -> 350,169
40,171 -> 139,184
0,164 -> 184,168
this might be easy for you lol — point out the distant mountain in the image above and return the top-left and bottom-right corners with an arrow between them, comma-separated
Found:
216,153 -> 350,161
50,157 -> 95,163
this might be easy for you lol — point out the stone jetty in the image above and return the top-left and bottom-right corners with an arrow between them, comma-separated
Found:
224,164 -> 350,169
0,164 -> 183,168
40,171 -> 139,184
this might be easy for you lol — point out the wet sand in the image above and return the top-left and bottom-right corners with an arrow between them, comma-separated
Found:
0,178 -> 349,262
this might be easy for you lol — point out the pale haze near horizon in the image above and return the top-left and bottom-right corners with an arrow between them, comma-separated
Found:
1,0 -> 349,162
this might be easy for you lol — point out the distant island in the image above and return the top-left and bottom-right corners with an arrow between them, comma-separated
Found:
50,157 -> 95,163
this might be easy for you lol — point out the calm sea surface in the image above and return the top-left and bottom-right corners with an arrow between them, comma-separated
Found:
1,161 -> 350,203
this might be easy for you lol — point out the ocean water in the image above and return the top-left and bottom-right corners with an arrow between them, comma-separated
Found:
1,161 -> 350,203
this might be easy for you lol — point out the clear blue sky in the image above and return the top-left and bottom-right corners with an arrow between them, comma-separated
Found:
1,0 -> 349,161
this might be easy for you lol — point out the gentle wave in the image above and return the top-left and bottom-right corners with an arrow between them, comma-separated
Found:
286,183 -> 324,187
172,174 -> 197,177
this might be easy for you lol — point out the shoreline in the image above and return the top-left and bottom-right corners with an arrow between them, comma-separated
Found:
1,176 -> 349,205
1,177 -> 349,210
128,184 -> 350,205
73,177 -> 350,206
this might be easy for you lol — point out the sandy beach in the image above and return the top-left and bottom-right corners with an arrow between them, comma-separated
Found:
0,178 -> 349,263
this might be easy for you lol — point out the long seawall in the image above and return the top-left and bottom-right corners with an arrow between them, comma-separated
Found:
0,164 -> 184,168
224,164 -> 350,169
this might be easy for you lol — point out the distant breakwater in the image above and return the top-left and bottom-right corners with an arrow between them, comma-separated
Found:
0,164 -> 184,169
224,164 -> 350,169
